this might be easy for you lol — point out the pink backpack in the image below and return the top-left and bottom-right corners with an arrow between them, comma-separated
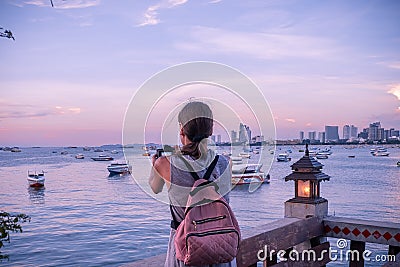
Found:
173,155 -> 241,266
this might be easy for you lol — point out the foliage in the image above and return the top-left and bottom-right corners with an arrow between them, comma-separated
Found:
0,27 -> 15,41
0,212 -> 30,260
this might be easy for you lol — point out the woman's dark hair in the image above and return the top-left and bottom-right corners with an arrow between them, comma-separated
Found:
178,101 -> 213,159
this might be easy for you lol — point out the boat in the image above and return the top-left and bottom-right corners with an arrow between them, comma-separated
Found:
397,161 -> 400,167
107,162 -> 132,175
94,148 -> 103,152
142,152 -> 151,156
372,151 -> 390,157
83,146 -> 91,151
91,155 -> 114,161
277,153 -> 291,162
239,152 -> 251,159
11,147 -> 21,152
348,155 -> 356,158
110,150 -> 119,154
232,164 -> 270,185
27,171 -> 45,187
75,154 -> 84,159
60,151 -> 68,155
316,154 -> 328,159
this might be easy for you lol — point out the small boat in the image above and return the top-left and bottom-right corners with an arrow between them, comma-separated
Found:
348,155 -> 356,158
397,161 -> 400,167
372,151 -> 390,157
110,150 -> 119,154
91,155 -> 114,161
239,152 -> 251,159
142,152 -> 151,156
83,146 -> 91,151
277,153 -> 291,162
94,148 -> 103,152
75,154 -> 84,159
60,151 -> 68,155
232,164 -> 270,185
11,147 -> 21,152
107,162 -> 132,175
316,154 -> 328,159
27,171 -> 45,187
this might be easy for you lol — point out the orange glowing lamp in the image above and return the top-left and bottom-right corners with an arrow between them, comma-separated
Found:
285,144 -> 330,204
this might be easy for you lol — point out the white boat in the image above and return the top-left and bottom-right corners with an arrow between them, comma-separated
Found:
11,147 -> 21,152
75,154 -> 84,159
111,150 -> 119,154
397,161 -> 400,167
277,153 -> 291,162
239,152 -> 251,159
27,171 -> 45,187
316,154 -> 328,159
107,162 -> 132,175
372,151 -> 389,157
232,164 -> 270,185
91,155 -> 114,161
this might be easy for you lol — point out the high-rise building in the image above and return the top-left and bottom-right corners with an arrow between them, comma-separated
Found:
299,131 -> 304,142
239,123 -> 251,143
230,130 -> 237,143
318,132 -> 325,143
325,126 -> 339,142
308,131 -> 316,141
211,135 -> 216,143
343,125 -> 350,140
368,122 -> 381,141
350,125 -> 358,139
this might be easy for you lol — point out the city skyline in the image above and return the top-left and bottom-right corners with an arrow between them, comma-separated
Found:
1,1 -> 400,146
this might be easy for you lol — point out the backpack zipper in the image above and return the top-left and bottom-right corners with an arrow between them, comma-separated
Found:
192,215 -> 226,230
185,228 -> 240,249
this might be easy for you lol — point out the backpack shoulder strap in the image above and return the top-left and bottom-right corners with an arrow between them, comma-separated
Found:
180,155 -> 219,181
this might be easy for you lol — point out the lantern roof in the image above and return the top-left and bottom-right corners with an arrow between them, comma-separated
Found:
284,144 -> 330,182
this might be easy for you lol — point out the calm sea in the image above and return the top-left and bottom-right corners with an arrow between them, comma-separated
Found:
0,145 -> 399,266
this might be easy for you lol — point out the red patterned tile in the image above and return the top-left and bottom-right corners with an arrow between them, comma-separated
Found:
373,231 -> 381,239
362,229 -> 371,238
352,228 -> 361,236
342,227 -> 351,235
383,232 -> 392,241
333,226 -> 341,234
394,233 -> 400,242
324,225 -> 331,233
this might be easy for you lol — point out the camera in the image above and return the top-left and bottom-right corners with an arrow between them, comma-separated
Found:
156,148 -> 165,158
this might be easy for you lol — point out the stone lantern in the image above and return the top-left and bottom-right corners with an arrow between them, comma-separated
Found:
284,144 -> 330,219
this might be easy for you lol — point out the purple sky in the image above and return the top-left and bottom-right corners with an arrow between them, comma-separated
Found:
1,0 -> 399,146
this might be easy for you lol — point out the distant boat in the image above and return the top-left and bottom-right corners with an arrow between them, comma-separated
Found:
91,155 -> 114,161
277,153 -> 291,162
83,146 -> 91,151
11,147 -> 21,152
142,152 -> 151,156
27,171 -> 45,187
60,151 -> 68,155
316,154 -> 328,159
94,148 -> 103,152
110,150 -> 119,154
372,151 -> 389,157
348,155 -> 356,158
107,162 -> 132,175
75,154 -> 84,159
396,161 -> 400,167
239,152 -> 251,159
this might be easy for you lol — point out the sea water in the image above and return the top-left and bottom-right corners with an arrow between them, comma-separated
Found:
0,145 -> 399,266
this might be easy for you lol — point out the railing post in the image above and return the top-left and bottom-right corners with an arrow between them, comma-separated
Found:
349,240 -> 365,267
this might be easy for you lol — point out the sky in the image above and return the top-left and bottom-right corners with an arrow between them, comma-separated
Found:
0,0 -> 399,146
